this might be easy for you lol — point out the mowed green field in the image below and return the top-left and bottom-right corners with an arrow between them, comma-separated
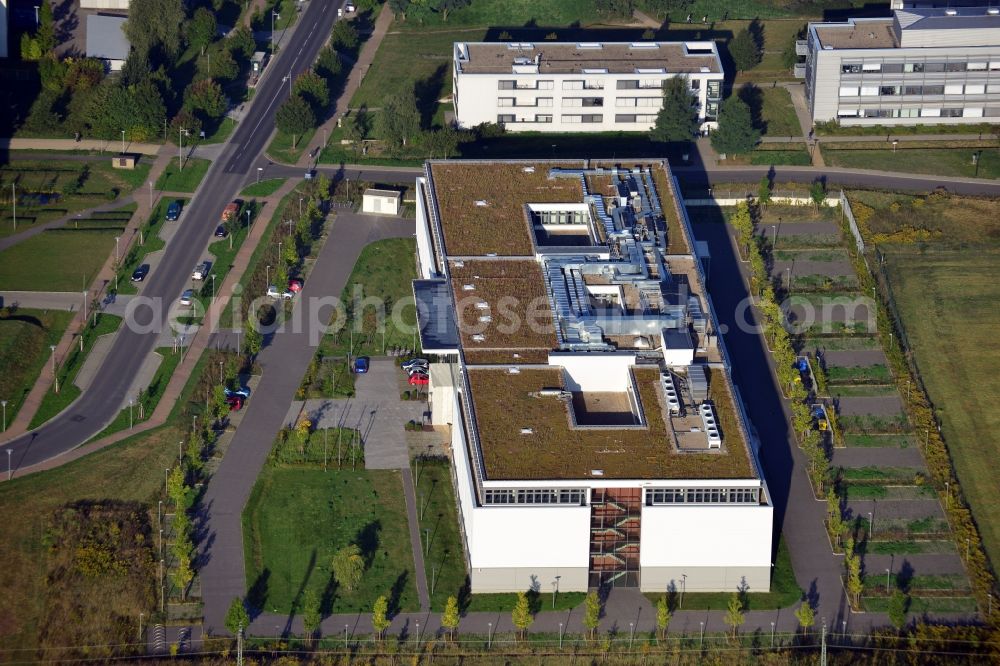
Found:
883,245 -> 1000,567
0,309 -> 74,424
0,228 -> 120,291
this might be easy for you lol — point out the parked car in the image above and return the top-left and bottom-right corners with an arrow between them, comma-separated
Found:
287,278 -> 304,293
214,224 -> 228,238
131,264 -> 150,282
191,261 -> 211,280
304,169 -> 315,180
353,357 -> 370,374
266,284 -> 293,300
180,289 -> 195,306
165,200 -> 182,221
225,387 -> 250,399
226,394 -> 244,411
401,358 -> 429,372
408,372 -> 429,386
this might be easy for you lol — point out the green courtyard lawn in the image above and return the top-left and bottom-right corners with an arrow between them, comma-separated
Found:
30,313 -> 122,428
0,226 -> 124,292
882,244 -> 1000,571
413,457 -> 465,611
266,129 -> 315,165
154,157 -> 212,193
821,147 -> 1000,180
758,86 -> 801,137
243,465 -> 419,615
0,159 -> 149,240
240,178 -> 287,198
0,308 -> 75,425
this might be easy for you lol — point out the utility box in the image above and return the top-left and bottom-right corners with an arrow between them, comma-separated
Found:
112,154 -> 138,170
362,188 -> 402,216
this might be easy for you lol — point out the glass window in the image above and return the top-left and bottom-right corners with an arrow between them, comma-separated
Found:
581,97 -> 603,107
988,84 -> 1000,94
498,80 -> 516,90
944,84 -> 964,95
920,108 -> 941,117
537,97 -> 553,107
563,98 -> 582,107
837,109 -> 859,117
967,62 -> 988,71
535,114 -> 553,123
941,108 -> 963,117
615,114 -> 637,123
860,86 -> 878,96
900,108 -> 919,118
990,62 -> 1000,71
497,114 -> 515,123
561,115 -> 582,124
862,62 -> 881,72
617,80 -> 639,89
842,63 -> 862,74
539,80 -> 554,90
707,80 -> 721,98
904,63 -> 924,73
966,84 -> 985,95
964,107 -> 984,118
498,98 -> 515,107
923,85 -> 944,95
563,80 -> 584,90
582,114 -> 602,123
945,62 -> 966,72
903,85 -> 921,95
879,86 -> 899,96
881,63 -> 903,73
839,86 -> 859,97
636,97 -> 660,108
617,98 -> 636,107
690,79 -> 701,90
584,80 -> 605,89
924,62 -> 945,72
984,107 -> 1000,117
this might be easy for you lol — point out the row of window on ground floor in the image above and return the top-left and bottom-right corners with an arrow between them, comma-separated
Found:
840,83 -> 1000,97
497,110 -> 716,124
481,486 -> 760,506
837,106 -> 1000,118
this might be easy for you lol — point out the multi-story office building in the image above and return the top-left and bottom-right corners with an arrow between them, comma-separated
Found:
804,7 -> 1000,126
452,42 -> 724,133
412,159 -> 773,593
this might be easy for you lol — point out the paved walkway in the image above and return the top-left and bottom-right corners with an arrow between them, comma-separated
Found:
297,4 -> 393,167
199,212 -> 415,634
0,290 -> 84,310
0,137 -> 162,154
0,147 -> 175,442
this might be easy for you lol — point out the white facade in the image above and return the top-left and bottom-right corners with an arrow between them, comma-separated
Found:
453,42 -> 725,133
80,0 -> 130,8
362,189 -> 401,216
806,8 -> 1000,126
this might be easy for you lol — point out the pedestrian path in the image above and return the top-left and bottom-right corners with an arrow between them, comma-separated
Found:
0,137 -> 161,154
297,4 -> 393,167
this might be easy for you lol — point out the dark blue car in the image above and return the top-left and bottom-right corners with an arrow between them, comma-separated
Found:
166,200 -> 182,221
353,357 -> 369,374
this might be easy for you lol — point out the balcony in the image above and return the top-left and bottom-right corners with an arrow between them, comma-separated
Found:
794,63 -> 806,79
795,40 -> 808,57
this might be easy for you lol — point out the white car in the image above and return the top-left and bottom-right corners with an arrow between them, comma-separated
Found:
266,285 -> 293,300
191,261 -> 211,280
180,289 -> 195,306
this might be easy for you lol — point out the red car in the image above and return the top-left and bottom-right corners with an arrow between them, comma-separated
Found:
408,372 -> 429,386
287,278 -> 304,293
226,394 -> 244,411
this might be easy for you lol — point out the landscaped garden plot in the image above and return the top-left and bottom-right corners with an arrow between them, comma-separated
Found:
862,593 -> 978,615
785,293 -> 874,336
866,540 -> 958,556
242,465 -> 419,615
823,146 -> 1000,180
845,433 -> 917,448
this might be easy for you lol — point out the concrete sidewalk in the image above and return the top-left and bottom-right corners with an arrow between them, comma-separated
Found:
298,4 -> 393,167
0,291 -> 85,311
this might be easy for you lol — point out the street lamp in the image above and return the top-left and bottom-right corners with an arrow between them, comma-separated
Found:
148,181 -> 153,210
271,11 -> 280,51
6,449 -> 11,481
121,129 -> 126,154
212,274 -> 216,301
885,567 -> 891,593
283,72 -> 292,97
246,208 -> 252,229
892,139 -> 898,153
1,400 -> 6,432
680,573 -> 687,608
868,510 -> 873,539
770,621 -> 775,647
178,128 -> 190,170
299,197 -> 304,217
973,150 -> 982,178
50,345 -> 59,394
34,5 -> 39,26
256,166 -> 263,184
266,264 -> 271,287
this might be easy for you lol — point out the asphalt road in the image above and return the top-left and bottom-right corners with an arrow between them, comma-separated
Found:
4,0 -> 346,472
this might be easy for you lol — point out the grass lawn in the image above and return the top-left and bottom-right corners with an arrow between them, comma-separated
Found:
882,244 -> 1000,572
240,178 -> 287,197
0,309 -> 75,425
30,314 -> 122,428
266,129 -> 315,165
862,595 -> 977,614
313,238 -> 418,364
844,433 -> 915,448
758,87 -> 800,136
243,465 -> 419,615
822,147 -> 1000,180
0,227 -> 123,292
154,158 -> 212,193
0,422 -> 181,654
88,347 -> 184,442
413,457 -> 466,611
750,149 -> 811,165
643,536 -> 801,611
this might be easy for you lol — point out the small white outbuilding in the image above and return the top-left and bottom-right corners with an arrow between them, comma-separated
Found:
362,188 -> 401,216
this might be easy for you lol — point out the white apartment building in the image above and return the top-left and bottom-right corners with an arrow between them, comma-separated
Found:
452,42 -> 724,134
805,7 -> 1000,126
412,159 -> 774,594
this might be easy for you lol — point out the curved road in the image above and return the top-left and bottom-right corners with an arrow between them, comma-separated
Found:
3,0 -> 347,472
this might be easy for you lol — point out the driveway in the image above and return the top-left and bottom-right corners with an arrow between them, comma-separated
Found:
286,358 -> 426,469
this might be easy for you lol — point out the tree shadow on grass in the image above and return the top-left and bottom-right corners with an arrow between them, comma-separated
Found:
246,568 -> 270,619
356,519 -> 381,567
414,63 -> 448,130
739,83 -> 765,134
387,570 -> 408,617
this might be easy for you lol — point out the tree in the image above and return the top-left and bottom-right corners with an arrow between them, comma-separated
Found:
185,78 -> 227,119
37,0 -> 56,54
167,465 -> 189,509
330,20 -> 359,52
723,592 -> 745,638
441,595 -> 460,640
188,7 -> 218,54
293,71 -> 330,113
826,488 -> 845,546
20,33 -> 43,61
275,94 -> 316,147
511,591 -> 533,640
243,322 -> 262,355
388,0 -> 410,20
172,552 -> 195,599
655,595 -> 671,639
888,590 -> 908,630
372,595 -> 390,639
583,590 -> 601,638
169,109 -> 203,144
810,179 -> 826,206
224,597 -> 250,635
437,0 -> 470,21
122,51 -> 151,87
596,0 -> 635,18
845,537 -> 864,607
330,544 -> 365,591
315,46 -> 342,81
376,91 -> 420,154
729,24 -> 762,72
711,95 -> 760,155
782,24 -> 806,70
651,76 -> 698,142
302,589 -> 322,638
208,47 -> 239,83
209,384 -> 229,422
227,26 -> 257,60
794,601 -> 815,634
730,200 -> 754,255
423,127 -> 461,159
124,0 -> 185,59
757,175 -> 772,209
344,109 -> 368,158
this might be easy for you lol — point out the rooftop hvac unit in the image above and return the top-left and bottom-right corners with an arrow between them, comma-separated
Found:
699,403 -> 721,448
687,364 -> 709,403
661,372 -> 681,415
